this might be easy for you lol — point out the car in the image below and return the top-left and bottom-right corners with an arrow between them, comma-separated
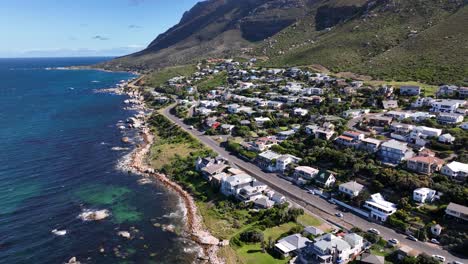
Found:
430,238 -> 440,244
368,228 -> 380,235
432,255 -> 446,262
388,238 -> 399,245
407,235 -> 418,242
449,261 -> 464,264
335,212 -> 344,218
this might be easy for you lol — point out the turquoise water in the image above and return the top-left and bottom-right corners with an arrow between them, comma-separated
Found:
0,58 -> 197,263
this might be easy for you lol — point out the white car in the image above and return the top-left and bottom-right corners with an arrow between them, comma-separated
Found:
432,255 -> 446,262
430,238 -> 440,244
368,228 -> 380,235
388,238 -> 399,245
335,212 -> 344,218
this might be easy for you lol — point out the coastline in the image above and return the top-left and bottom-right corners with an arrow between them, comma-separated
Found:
117,79 -> 224,264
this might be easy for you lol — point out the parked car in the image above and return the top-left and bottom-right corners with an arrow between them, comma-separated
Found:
407,235 -> 418,242
368,228 -> 380,235
335,212 -> 344,218
430,238 -> 440,244
388,238 -> 399,246
432,255 -> 446,262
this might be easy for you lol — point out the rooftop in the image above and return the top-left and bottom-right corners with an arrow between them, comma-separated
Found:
446,202 -> 468,215
340,181 -> 365,192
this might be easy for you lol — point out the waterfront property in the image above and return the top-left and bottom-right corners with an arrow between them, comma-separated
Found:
275,234 -> 311,257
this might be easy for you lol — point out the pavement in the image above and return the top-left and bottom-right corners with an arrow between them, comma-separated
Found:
161,105 -> 466,264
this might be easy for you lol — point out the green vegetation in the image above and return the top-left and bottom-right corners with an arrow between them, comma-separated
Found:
262,0 -> 467,85
146,111 -> 324,263
144,64 -> 196,87
195,72 -> 228,93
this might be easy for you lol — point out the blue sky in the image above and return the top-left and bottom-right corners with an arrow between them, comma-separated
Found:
0,0 -> 200,57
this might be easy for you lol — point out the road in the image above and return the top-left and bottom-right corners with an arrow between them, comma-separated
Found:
161,105 -> 466,263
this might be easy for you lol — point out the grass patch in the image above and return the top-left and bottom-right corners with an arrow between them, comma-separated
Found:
195,72 -> 228,93
365,80 -> 438,96
370,239 -> 395,257
297,214 -> 322,227
263,222 -> 299,241
148,142 -> 193,170
236,244 -> 288,264
144,64 -> 197,87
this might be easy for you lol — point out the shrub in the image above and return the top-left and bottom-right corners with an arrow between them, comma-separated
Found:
239,229 -> 264,243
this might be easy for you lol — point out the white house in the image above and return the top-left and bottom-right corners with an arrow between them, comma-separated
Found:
431,99 -> 466,113
410,126 -> 442,139
275,234 -> 311,257
410,112 -> 436,122
364,193 -> 397,222
227,103 -> 240,113
437,113 -> 464,124
413,187 -> 436,203
301,233 -> 364,264
339,181 -> 365,197
220,173 -> 255,196
441,161 -> 468,182
254,117 -> 271,127
294,166 -> 319,180
294,108 -> 309,116
438,133 -> 456,144
431,224 -> 443,236
276,154 -> 302,172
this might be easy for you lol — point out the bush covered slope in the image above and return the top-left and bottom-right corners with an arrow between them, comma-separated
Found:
262,0 -> 467,85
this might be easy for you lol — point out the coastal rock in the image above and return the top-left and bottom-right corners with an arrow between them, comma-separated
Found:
121,137 -> 130,143
162,224 -> 176,233
117,231 -> 131,239
78,209 -> 110,221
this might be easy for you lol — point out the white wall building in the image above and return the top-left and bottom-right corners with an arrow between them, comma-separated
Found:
441,161 -> 468,182
413,188 -> 436,203
364,193 -> 397,222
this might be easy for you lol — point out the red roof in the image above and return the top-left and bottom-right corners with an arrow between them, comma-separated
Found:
408,156 -> 444,165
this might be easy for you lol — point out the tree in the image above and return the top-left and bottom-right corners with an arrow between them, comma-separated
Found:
240,229 -> 264,243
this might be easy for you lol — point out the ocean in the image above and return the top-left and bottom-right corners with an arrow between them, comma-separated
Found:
0,57 -> 198,264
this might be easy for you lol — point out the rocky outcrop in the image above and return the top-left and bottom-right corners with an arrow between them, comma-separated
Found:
101,0 -> 308,70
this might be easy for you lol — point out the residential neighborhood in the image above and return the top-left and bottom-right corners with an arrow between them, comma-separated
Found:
144,58 -> 467,264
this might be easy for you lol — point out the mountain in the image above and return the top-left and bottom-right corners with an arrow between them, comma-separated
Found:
102,0 -> 467,84
262,0 -> 468,85
103,0 -> 311,71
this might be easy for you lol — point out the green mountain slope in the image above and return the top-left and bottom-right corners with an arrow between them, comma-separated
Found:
262,0 -> 467,84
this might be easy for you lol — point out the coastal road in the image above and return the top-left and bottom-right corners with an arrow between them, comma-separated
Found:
161,105 -> 466,263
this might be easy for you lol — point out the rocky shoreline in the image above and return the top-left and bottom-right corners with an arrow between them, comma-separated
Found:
118,79 -> 224,264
